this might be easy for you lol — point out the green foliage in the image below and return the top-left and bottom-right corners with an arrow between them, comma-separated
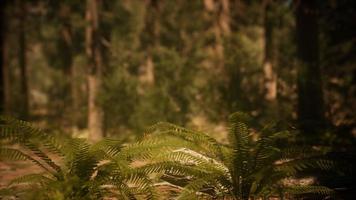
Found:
0,113 -> 336,199
141,112 -> 334,199
0,116 -> 157,200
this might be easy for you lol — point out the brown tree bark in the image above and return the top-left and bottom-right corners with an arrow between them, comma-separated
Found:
0,0 -> 6,114
18,0 -> 29,119
263,0 -> 278,118
59,3 -> 79,131
203,0 -> 231,75
263,0 -> 277,101
139,0 -> 161,88
204,0 -> 230,69
86,0 -> 104,142
296,0 -> 325,134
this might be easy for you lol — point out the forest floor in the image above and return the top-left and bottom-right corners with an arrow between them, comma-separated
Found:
0,160 -> 42,188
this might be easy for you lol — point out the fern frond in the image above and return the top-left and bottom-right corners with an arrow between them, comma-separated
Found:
286,185 -> 334,196
124,171 -> 158,200
154,148 -> 229,176
275,158 -> 334,176
146,122 -> 223,159
8,173 -> 54,187
228,112 -> 253,198
177,175 -> 220,200
23,141 -> 62,174
0,147 -> 54,173
66,138 -> 98,180
177,178 -> 208,200
118,138 -> 173,161
138,161 -> 209,178
1,116 -> 68,154
0,188 -> 13,197
91,138 -> 124,158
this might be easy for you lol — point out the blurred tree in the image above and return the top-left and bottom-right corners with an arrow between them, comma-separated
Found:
86,0 -> 104,141
221,0 -> 265,120
17,0 -> 29,119
0,0 -> 6,113
319,0 -> 356,133
0,0 -> 353,151
296,0 -> 325,135
263,0 -> 278,115
140,0 -> 161,87
58,2 -> 79,131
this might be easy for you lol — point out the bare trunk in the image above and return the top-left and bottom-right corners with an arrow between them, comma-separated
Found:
263,0 -> 277,102
86,0 -> 103,141
18,0 -> 29,119
140,0 -> 160,88
70,62 -> 79,131
296,0 -> 325,134
262,0 -> 278,119
59,4 -> 78,131
204,0 -> 230,70
87,74 -> 103,141
219,0 -> 231,36
0,0 -> 6,113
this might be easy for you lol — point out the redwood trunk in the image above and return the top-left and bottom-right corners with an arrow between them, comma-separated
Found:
86,0 -> 104,141
18,0 -> 29,119
263,0 -> 278,118
296,0 -> 325,134
263,0 -> 277,102
0,0 -> 6,113
59,4 -> 78,131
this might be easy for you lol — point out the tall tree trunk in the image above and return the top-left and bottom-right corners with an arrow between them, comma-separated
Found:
59,4 -> 78,131
204,0 -> 230,69
86,0 -> 104,142
18,0 -> 29,119
296,0 -> 325,134
263,0 -> 278,116
0,0 -> 6,114
140,0 -> 160,88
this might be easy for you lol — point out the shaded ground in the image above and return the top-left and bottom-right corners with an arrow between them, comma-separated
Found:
0,161 -> 43,188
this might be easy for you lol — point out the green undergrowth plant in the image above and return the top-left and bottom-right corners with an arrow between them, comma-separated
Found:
138,112 -> 334,200
0,113 -> 335,200
0,116 -> 157,200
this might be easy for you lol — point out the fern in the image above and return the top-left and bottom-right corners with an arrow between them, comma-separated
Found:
8,173 -> 54,186
143,112 -> 334,200
0,114 -> 335,199
0,117 -> 158,200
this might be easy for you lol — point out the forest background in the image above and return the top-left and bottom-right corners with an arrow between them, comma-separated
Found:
0,0 -> 355,157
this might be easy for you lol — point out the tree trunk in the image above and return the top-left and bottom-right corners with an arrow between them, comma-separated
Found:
18,0 -> 29,119
0,0 -> 6,114
140,0 -> 160,88
296,0 -> 325,134
263,0 -> 278,117
204,0 -> 230,69
59,3 -> 78,131
86,0 -> 104,142
263,0 -> 277,101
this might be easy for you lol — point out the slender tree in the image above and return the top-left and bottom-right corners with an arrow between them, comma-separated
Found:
18,0 -> 29,119
140,0 -> 161,87
263,0 -> 277,101
295,0 -> 325,134
263,0 -> 278,117
204,0 -> 231,69
58,3 -> 79,131
86,0 -> 104,141
0,0 -> 6,114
